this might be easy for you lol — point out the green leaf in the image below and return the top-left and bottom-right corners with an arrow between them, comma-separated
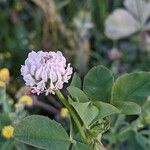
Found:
14,115 -> 71,150
142,100 -> 150,113
93,101 -> 120,120
113,101 -> 141,115
70,102 -> 99,127
125,131 -> 144,150
105,9 -> 140,40
70,73 -> 81,89
83,65 -> 114,102
0,86 -> 5,104
0,87 -> 10,113
91,0 -> 109,30
112,72 -> 150,105
0,113 -> 10,129
72,141 -> 90,150
117,127 -> 133,142
67,86 -> 89,102
103,132 -> 117,144
0,139 -> 14,150
135,133 -> 150,149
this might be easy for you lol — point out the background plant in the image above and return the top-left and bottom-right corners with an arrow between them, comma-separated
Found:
11,62 -> 150,150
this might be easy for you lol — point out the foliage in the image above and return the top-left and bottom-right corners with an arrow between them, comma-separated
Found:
0,79 -> 33,149
13,65 -> 150,150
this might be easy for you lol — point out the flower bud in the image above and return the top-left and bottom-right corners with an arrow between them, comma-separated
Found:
108,48 -> 122,60
2,125 -> 14,139
19,95 -> 33,106
60,108 -> 69,118
0,68 -> 10,82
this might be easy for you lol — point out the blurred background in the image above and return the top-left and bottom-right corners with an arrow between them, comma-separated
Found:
0,0 -> 150,149
1,0 -> 150,79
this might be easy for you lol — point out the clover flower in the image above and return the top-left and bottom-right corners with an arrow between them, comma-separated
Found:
0,68 -> 10,82
60,108 -> 69,118
2,125 -> 14,139
21,51 -> 73,95
108,47 -> 122,60
19,95 -> 33,106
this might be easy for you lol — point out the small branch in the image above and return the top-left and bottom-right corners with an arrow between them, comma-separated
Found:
33,97 -> 59,114
55,90 -> 87,144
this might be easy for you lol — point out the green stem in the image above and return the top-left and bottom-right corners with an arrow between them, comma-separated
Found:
1,87 -> 9,113
55,90 -> 87,144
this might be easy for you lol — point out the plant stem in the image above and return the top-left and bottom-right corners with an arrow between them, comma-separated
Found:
1,87 -> 9,113
55,90 -> 87,144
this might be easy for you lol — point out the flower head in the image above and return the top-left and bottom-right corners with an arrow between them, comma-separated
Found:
2,125 -> 14,139
0,68 -> 10,82
19,95 -> 33,106
21,51 -> 73,95
108,48 -> 122,61
60,108 -> 69,118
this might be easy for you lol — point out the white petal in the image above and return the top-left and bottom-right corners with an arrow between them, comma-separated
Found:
55,81 -> 63,89
30,65 -> 36,75
20,65 -> 29,76
41,67 -> 48,82
35,67 -> 43,80
24,74 -> 35,86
